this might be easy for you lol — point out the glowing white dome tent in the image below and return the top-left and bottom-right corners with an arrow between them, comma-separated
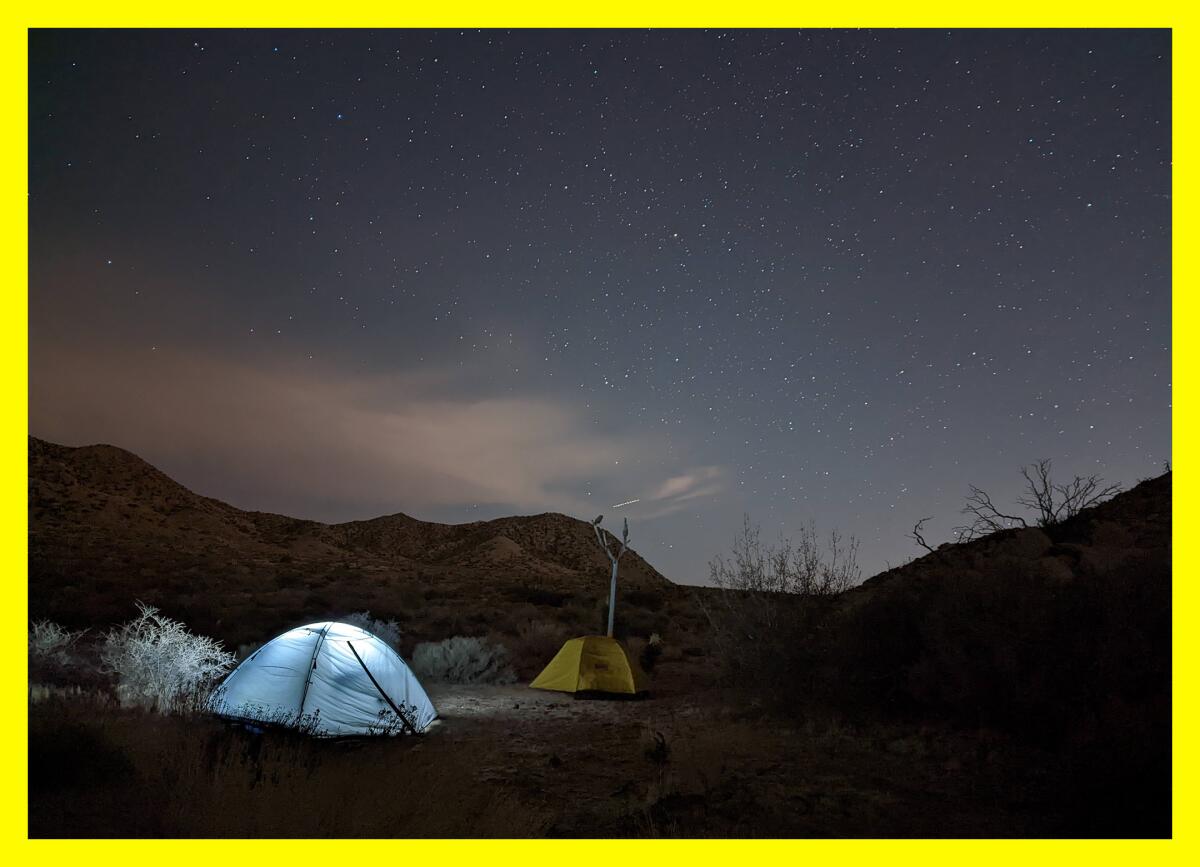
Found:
209,621 -> 437,736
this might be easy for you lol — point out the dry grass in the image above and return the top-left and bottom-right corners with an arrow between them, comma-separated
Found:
29,694 -> 552,837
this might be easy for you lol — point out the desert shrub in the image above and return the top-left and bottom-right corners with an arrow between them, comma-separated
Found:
101,602 -> 236,713
410,636 -> 516,684
697,515 -> 857,692
623,590 -> 664,611
812,545 -> 1171,749
708,515 -> 859,596
29,620 -> 87,682
29,619 -> 94,686
509,619 -> 572,678
342,610 -> 403,651
506,586 -> 570,607
615,607 -> 668,642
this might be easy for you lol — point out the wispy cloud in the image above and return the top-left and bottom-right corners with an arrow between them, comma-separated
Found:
637,466 -> 725,517
29,346 -> 676,521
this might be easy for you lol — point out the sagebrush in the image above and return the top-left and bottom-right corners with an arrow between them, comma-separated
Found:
101,602 -> 235,713
410,635 -> 516,684
342,610 -> 403,651
29,619 -> 86,665
29,619 -> 88,684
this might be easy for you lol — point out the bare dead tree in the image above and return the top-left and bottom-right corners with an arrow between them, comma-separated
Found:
954,484 -> 1030,540
1015,459 -> 1122,527
910,516 -> 935,554
954,460 -> 1122,540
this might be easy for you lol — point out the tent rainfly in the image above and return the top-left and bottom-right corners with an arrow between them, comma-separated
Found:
208,621 -> 437,736
529,635 -> 648,696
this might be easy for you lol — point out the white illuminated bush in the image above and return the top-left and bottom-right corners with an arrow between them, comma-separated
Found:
29,619 -> 85,665
101,603 -> 235,713
29,619 -> 88,684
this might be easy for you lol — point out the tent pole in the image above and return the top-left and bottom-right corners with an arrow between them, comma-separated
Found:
297,623 -> 331,717
346,641 -> 417,735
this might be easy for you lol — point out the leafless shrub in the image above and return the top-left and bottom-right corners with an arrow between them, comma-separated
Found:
342,610 -> 403,651
708,515 -> 859,597
1017,459 -> 1122,526
955,485 -> 1031,541
29,620 -> 89,685
506,619 -> 572,678
29,620 -> 86,665
101,602 -> 236,713
410,635 -> 516,684
955,460 -> 1122,541
697,516 -> 859,690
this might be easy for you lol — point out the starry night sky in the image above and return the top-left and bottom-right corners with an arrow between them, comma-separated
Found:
29,29 -> 1172,583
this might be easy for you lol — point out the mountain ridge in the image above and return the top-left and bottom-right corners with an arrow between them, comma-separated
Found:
28,435 -> 679,646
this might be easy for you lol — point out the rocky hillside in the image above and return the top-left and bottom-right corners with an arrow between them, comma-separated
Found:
857,471 -> 1171,594
789,473 -> 1169,833
809,473 -> 1172,729
28,436 -> 684,649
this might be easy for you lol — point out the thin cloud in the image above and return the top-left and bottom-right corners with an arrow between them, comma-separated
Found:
636,466 -> 725,517
29,346 -> 671,521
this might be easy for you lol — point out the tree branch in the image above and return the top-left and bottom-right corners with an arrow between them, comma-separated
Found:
910,517 -> 936,554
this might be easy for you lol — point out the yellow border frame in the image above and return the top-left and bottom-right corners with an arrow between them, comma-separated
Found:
5,3 -> 1189,861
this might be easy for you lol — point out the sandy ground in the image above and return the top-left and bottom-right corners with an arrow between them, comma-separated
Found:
412,682 -> 1050,837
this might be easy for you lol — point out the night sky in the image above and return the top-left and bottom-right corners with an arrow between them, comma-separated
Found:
29,29 -> 1172,584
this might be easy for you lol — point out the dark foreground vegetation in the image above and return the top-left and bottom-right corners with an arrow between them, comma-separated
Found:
30,692 -> 542,837
29,679 -> 1162,838
697,472 -> 1171,837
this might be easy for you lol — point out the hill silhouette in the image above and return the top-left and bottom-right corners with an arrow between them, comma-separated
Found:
28,436 -> 679,649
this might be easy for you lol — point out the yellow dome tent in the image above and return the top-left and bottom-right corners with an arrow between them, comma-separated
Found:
529,635 -> 648,695
530,516 -> 650,696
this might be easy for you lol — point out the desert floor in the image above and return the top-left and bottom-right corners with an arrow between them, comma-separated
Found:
31,679 -> 1118,838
